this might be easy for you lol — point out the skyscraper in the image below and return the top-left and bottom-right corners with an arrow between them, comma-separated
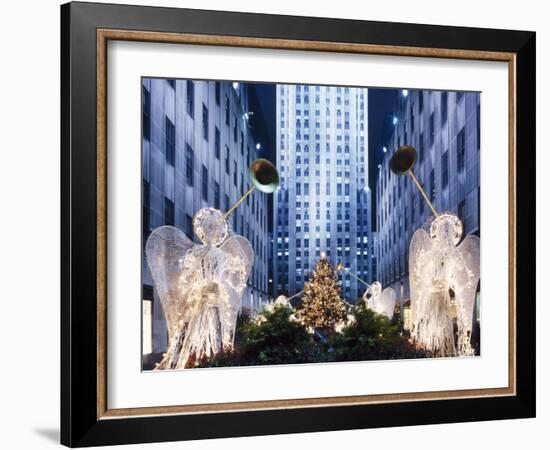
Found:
376,89 -> 480,330
274,84 -> 372,302
141,79 -> 270,362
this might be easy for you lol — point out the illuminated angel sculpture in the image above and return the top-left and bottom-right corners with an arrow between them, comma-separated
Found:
146,208 -> 253,369
145,159 -> 279,369
363,281 -> 397,319
389,146 -> 480,357
409,213 -> 480,357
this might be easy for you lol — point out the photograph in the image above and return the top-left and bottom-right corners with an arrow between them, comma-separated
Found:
55,1 -> 536,446
141,78 -> 481,370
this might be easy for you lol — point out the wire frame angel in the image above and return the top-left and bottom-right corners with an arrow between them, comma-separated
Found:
145,207 -> 253,369
363,281 -> 397,319
409,213 -> 480,357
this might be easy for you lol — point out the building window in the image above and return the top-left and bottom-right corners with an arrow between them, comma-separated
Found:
164,197 -> 174,226
142,299 -> 153,355
225,145 -> 230,174
165,116 -> 175,166
225,95 -> 230,125
240,131 -> 244,154
167,79 -> 175,89
429,112 -> 435,146
202,165 -> 208,201
185,144 -> 194,186
418,91 -> 424,113
142,179 -> 150,238
458,199 -> 466,223
185,214 -> 193,239
441,91 -> 448,124
214,182 -> 220,209
202,103 -> 209,141
233,161 -> 237,186
215,81 -> 220,105
457,127 -> 466,171
477,102 -> 481,151
186,80 -> 194,118
457,91 -> 464,103
142,86 -> 150,140
419,132 -> 424,162
442,151 -> 449,188
233,116 -> 238,142
214,127 -> 220,159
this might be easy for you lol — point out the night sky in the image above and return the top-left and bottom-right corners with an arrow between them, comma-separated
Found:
248,83 -> 398,233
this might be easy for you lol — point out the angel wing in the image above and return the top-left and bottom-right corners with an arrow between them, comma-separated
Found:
408,229 -> 435,331
217,235 -> 254,346
145,226 -> 194,339
218,236 -> 254,293
452,235 -> 480,337
364,290 -> 374,310
377,287 -> 397,319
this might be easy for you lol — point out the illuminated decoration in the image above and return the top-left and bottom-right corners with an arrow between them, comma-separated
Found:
335,314 -> 357,334
146,209 -> 253,369
363,281 -> 397,319
298,257 -> 347,332
409,213 -> 480,356
274,295 -> 291,307
146,159 -> 279,369
402,303 -> 411,330
390,146 -> 480,357
336,263 -> 395,319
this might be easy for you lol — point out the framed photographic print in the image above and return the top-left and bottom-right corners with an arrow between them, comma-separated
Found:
61,1 -> 536,447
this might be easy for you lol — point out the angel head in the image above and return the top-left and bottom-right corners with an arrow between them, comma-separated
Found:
192,207 -> 229,247
365,281 -> 382,300
274,295 -> 290,307
429,213 -> 463,247
363,281 -> 396,319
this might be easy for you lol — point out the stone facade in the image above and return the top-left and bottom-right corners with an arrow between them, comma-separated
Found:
274,84 -> 372,302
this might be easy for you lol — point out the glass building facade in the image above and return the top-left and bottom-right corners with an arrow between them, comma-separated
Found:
274,84 -> 372,302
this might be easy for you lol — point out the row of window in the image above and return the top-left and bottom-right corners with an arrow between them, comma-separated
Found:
378,126 -> 467,230
143,83 -> 250,157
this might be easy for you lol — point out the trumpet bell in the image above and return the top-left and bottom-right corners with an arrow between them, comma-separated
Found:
250,159 -> 279,193
390,145 -> 417,175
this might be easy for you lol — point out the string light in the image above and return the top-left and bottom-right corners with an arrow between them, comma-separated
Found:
409,213 -> 480,357
145,207 -> 253,369
363,281 -> 397,319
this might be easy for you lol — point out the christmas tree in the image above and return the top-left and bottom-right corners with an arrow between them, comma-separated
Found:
298,257 -> 347,333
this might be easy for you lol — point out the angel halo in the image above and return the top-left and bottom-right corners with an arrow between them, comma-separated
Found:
145,159 -> 279,370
